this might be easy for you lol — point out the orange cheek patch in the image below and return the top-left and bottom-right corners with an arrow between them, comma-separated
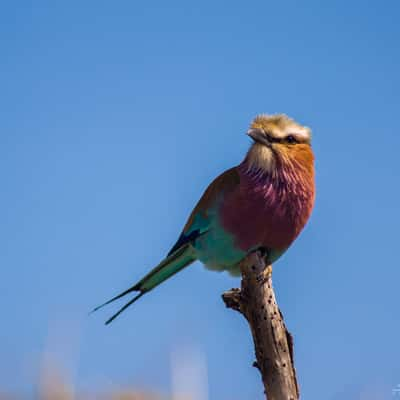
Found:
291,145 -> 314,174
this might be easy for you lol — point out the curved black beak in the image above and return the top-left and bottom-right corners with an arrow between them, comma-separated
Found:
247,128 -> 272,148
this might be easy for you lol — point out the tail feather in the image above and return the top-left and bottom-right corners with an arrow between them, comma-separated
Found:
92,244 -> 196,324
91,283 -> 140,313
105,292 -> 144,325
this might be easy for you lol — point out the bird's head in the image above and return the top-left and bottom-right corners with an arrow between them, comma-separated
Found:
246,114 -> 314,174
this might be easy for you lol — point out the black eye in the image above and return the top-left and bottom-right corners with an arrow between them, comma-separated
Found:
285,135 -> 297,144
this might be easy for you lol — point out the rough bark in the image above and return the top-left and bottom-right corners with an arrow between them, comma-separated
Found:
222,251 -> 299,400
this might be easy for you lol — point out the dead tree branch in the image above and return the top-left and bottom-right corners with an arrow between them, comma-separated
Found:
222,251 -> 299,400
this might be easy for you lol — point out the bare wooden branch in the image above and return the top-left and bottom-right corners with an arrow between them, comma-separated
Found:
222,251 -> 299,400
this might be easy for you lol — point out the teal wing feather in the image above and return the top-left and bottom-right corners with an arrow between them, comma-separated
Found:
168,167 -> 240,255
93,167 -> 240,324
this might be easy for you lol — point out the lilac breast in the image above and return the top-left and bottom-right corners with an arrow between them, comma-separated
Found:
220,165 -> 314,252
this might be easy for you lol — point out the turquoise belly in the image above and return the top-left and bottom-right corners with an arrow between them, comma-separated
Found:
193,220 -> 246,274
187,204 -> 288,275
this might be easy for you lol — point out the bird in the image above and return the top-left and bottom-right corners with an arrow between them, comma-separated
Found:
93,114 -> 315,324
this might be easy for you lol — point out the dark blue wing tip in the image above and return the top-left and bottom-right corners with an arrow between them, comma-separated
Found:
168,229 -> 200,256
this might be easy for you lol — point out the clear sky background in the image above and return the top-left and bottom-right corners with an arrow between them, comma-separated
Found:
1,1 -> 400,399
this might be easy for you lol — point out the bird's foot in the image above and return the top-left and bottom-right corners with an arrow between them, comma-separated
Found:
256,247 -> 272,275
251,248 -> 273,283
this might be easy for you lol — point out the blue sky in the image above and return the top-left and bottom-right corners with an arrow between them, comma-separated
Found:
1,1 -> 400,399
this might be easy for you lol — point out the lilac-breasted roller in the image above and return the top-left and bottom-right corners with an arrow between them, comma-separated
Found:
94,114 -> 315,324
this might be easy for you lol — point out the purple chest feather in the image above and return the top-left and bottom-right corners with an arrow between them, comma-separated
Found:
220,162 -> 315,252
